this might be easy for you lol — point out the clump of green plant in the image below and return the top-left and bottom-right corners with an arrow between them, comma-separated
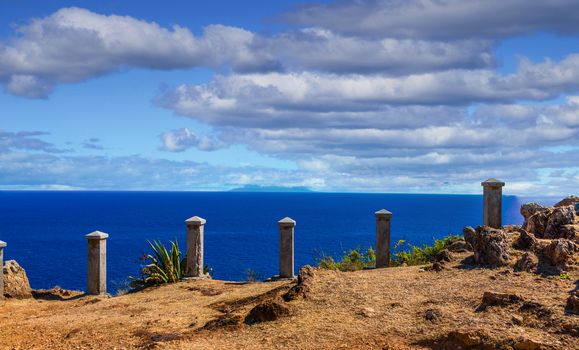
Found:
129,239 -> 186,288
318,235 -> 462,271
391,235 -> 461,267
558,272 -> 572,280
318,247 -> 376,271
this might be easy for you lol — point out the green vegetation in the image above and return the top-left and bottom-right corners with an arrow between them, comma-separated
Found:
317,235 -> 463,272
557,272 -> 572,280
129,239 -> 186,288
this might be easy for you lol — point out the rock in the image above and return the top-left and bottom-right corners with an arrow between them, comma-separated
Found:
554,195 -> 579,207
358,307 -> 375,318
542,239 -> 576,266
525,209 -> 552,238
3,260 -> 32,299
514,230 -> 538,251
244,300 -> 291,324
463,226 -> 476,248
446,330 -> 483,347
480,291 -> 524,308
558,224 -> 578,241
283,265 -> 316,301
513,337 -> 545,350
424,308 -> 441,322
436,249 -> 453,262
521,202 -> 547,220
513,252 -> 538,272
472,226 -> 511,267
511,314 -> 524,325
544,206 -> 576,239
566,290 -> 579,315
447,240 -> 472,252
431,262 -> 444,272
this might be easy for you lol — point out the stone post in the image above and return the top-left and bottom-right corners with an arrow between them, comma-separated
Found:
185,216 -> 206,278
278,217 -> 296,278
375,209 -> 392,268
481,178 -> 505,229
85,231 -> 108,295
0,240 -> 6,300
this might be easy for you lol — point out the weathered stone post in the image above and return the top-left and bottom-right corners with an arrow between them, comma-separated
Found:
481,178 -> 505,229
185,216 -> 206,278
85,231 -> 108,295
375,209 -> 392,268
0,240 -> 6,300
278,217 -> 296,278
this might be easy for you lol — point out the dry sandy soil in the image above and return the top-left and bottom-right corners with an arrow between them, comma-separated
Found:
1,255 -> 577,350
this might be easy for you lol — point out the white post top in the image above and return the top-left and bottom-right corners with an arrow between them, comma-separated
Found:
481,178 -> 505,187
375,209 -> 393,218
278,217 -> 296,227
85,231 -> 109,240
0,240 -> 6,248
186,216 -> 206,226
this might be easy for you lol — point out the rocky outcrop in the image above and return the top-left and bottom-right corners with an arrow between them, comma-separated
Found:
554,195 -> 579,207
463,226 -> 476,248
283,265 -> 316,301
447,240 -> 471,252
541,239 -> 576,267
472,226 -> 510,267
521,199 -> 578,240
3,260 -> 32,299
544,206 -> 576,239
435,249 -> 453,262
514,230 -> 538,251
566,290 -> 579,315
514,252 -> 538,272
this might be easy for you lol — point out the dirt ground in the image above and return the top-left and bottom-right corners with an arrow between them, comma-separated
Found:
1,256 -> 577,350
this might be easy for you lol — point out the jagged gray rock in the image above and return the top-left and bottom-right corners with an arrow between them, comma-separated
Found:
472,226 -> 510,267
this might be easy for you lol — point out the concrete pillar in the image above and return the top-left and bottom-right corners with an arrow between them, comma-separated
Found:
185,216 -> 206,278
85,231 -> 108,295
0,240 -> 6,300
481,178 -> 505,229
278,217 -> 296,278
375,209 -> 392,268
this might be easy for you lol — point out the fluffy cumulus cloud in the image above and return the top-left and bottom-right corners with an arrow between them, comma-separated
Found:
2,1 -> 579,194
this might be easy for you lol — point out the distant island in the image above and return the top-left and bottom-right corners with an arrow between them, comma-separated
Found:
228,185 -> 314,193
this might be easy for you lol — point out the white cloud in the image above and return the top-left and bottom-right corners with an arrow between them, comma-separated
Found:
159,128 -> 226,152
286,0 -> 579,39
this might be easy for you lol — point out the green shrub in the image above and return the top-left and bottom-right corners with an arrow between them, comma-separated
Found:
318,235 -> 462,271
129,239 -> 186,288
318,247 -> 376,271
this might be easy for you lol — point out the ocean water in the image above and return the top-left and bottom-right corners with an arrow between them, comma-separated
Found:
0,191 -> 552,293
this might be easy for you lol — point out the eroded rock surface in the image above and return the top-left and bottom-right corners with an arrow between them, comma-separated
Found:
3,260 -> 32,299
472,226 -> 510,267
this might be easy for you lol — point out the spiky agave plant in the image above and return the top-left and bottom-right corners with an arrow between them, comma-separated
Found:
130,239 -> 186,288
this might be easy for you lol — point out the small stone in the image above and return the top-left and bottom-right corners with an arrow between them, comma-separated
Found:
566,290 -> 579,315
424,308 -> 441,322
447,331 -> 482,347
511,314 -> 524,325
478,291 -> 523,310
358,307 -> 375,318
514,337 -> 545,350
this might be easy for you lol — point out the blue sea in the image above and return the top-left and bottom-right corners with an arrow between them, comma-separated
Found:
0,191 -> 556,293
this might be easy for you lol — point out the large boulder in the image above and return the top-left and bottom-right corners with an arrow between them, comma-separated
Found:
514,230 -> 538,251
523,209 -> 552,238
541,239 -> 576,267
472,227 -> 511,267
554,195 -> 579,208
521,202 -> 547,219
3,260 -> 32,299
513,252 -> 538,272
544,206 -> 576,239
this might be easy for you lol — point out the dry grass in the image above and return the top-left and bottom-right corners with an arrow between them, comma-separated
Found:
0,256 -> 577,349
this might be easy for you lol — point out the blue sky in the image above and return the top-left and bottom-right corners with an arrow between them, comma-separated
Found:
1,0 -> 579,195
